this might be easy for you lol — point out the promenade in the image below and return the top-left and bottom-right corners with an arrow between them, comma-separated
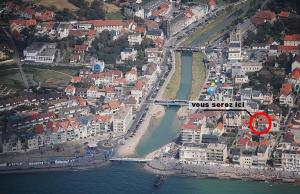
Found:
145,158 -> 300,183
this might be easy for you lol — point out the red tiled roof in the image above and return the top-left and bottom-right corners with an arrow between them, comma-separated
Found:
284,34 -> 300,41
93,114 -> 112,123
278,11 -> 289,18
74,44 -> 88,51
281,83 -> 292,96
278,45 -> 299,52
292,68 -> 300,79
134,26 -> 146,34
34,124 -> 44,134
209,0 -> 216,6
9,19 -> 37,27
72,76 -> 81,83
80,20 -> 124,27
133,80 -> 144,90
181,123 -> 199,130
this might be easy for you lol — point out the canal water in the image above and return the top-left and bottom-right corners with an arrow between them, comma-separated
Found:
136,53 -> 193,156
2,4 -> 300,194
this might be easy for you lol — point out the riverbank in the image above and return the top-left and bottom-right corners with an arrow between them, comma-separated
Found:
190,52 -> 206,100
162,52 -> 181,99
144,158 -> 300,184
116,105 -> 165,157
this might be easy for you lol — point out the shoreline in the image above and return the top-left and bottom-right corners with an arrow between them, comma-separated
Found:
0,160 -> 111,175
144,159 -> 300,184
115,105 -> 165,157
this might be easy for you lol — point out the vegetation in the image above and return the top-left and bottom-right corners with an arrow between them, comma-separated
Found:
267,0 -> 300,15
163,52 -> 181,99
69,0 -> 106,19
89,30 -> 129,64
190,53 -> 206,100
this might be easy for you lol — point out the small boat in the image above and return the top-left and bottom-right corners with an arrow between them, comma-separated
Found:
153,175 -> 166,189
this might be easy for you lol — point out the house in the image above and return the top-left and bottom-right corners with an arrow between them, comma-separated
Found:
70,54 -> 81,63
112,106 -> 133,133
91,114 -> 112,134
284,34 -> 300,47
228,29 -> 242,61
128,33 -> 143,46
152,2 -> 171,17
80,20 -> 129,33
74,44 -> 89,54
121,48 -> 137,61
87,86 -> 103,98
145,48 -> 163,63
144,63 -> 160,85
191,4 -> 209,19
125,67 -> 138,83
23,42 -> 56,63
65,85 -> 76,96
35,11 -> 55,21
131,80 -> 145,101
251,10 -> 276,27
278,11 -> 289,18
223,111 -> 241,128
146,28 -> 164,40
234,74 -> 248,84
292,55 -> 300,71
179,143 -> 228,164
123,3 -> 145,19
56,23 -> 71,39
279,83 -> 294,107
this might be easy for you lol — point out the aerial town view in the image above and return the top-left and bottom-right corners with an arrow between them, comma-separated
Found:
1,0 -> 300,193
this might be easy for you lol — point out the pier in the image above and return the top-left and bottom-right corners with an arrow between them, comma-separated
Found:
109,157 -> 153,163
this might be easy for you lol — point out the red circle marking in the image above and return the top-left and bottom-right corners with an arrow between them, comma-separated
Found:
249,112 -> 272,135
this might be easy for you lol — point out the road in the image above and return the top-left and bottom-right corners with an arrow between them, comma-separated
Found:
2,28 -> 29,89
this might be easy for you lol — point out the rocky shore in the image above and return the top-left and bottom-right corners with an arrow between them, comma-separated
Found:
144,158 -> 300,184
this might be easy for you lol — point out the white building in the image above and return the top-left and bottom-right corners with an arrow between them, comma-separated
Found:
112,107 -> 133,133
121,48 -> 138,61
179,143 -> 228,164
228,28 -> 242,61
128,33 -> 143,46
23,42 -> 56,63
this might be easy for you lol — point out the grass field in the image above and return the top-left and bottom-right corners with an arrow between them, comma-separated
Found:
190,52 -> 206,100
23,66 -> 72,87
39,0 -> 79,11
163,52 -> 181,99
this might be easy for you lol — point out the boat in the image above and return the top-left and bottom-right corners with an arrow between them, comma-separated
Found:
153,175 -> 166,189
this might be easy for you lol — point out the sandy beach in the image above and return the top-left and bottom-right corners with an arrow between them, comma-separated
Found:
115,105 -> 165,157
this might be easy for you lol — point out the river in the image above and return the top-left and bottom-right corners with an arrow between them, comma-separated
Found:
1,4 -> 300,194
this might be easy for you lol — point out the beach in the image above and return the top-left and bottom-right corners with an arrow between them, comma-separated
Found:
115,105 -> 165,157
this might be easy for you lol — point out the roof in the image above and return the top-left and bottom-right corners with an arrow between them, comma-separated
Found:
93,114 -> 112,123
80,20 -> 124,27
9,19 -> 37,27
284,34 -> 300,41
278,11 -> 289,18
292,68 -> 300,79
280,83 -> 292,96
277,45 -> 299,52
181,123 -> 199,130
133,80 -> 145,90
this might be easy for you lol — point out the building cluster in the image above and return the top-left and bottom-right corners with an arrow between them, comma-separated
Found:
179,8 -> 300,170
